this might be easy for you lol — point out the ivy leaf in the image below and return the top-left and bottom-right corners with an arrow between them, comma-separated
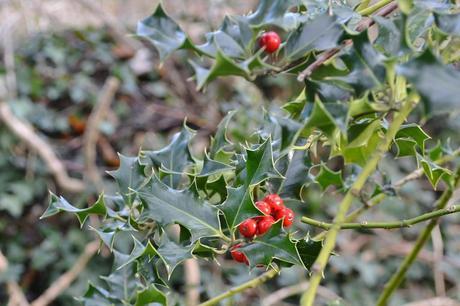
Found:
313,164 -> 344,191
137,4 -> 192,61
41,193 -> 106,226
397,49 -> 460,114
285,14 -> 343,60
142,126 -> 195,188
138,176 -> 223,242
434,12 -> 460,36
108,155 -> 146,206
246,0 -> 303,31
240,222 -> 310,269
134,285 -> 167,306
220,185 -> 260,231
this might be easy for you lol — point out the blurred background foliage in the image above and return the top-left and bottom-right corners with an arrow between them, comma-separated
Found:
0,0 -> 459,305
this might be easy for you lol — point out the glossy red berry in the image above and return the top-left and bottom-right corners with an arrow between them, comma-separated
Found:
230,244 -> 248,263
275,207 -> 295,227
239,218 -> 257,238
255,201 -> 271,215
257,215 -> 275,235
259,31 -> 281,53
264,194 -> 284,213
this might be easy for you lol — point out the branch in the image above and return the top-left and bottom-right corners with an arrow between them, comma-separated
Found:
375,168 -> 460,306
300,98 -> 417,306
198,269 -> 278,306
297,1 -> 398,81
261,281 -> 340,306
184,259 -> 201,306
301,205 -> 460,230
83,76 -> 120,191
0,102 -> 85,193
30,240 -> 99,306
0,251 -> 30,306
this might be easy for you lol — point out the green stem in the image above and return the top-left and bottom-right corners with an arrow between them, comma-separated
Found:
375,168 -> 460,306
300,99 -> 416,306
198,269 -> 278,306
302,205 -> 460,230
358,0 -> 394,16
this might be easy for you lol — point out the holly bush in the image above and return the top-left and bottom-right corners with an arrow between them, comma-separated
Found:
42,0 -> 460,305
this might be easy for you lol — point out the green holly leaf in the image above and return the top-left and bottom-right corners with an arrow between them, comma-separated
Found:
395,124 -> 431,152
206,175 -> 228,201
347,118 -> 382,148
240,222 -> 315,269
262,113 -> 303,152
273,150 -> 312,200
296,238 -> 323,270
134,285 -> 167,306
434,12 -> 460,36
314,164 -> 344,191
209,110 -> 236,159
142,126 -> 195,188
138,176 -> 224,242
136,4 -> 193,61
285,14 -> 343,60
41,193 -> 107,226
374,15 -> 411,57
245,138 -> 281,186
108,155 -> 146,206
338,31 -> 386,94
246,0 -> 303,31
416,153 -> 452,189
394,138 -> 418,157
220,185 -> 260,231
156,235 -> 194,276
199,154 -> 234,177
397,49 -> 460,114
302,99 -> 348,139
341,131 -> 382,166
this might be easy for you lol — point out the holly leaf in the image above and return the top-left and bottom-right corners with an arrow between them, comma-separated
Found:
394,138 -> 418,157
397,49 -> 460,114
138,176 -> 224,242
245,0 -> 303,31
416,153 -> 452,189
296,237 -> 323,270
136,4 -> 192,61
156,235 -> 194,276
220,185 -> 260,231
41,193 -> 106,226
240,222 -> 311,269
434,12 -> 460,36
134,285 -> 167,306
374,15 -> 411,57
395,124 -> 431,152
302,99 -> 348,139
285,14 -> 343,60
198,154 -> 234,177
313,164 -> 344,191
108,155 -> 146,206
245,138 -> 281,186
209,110 -> 235,158
142,126 -> 195,188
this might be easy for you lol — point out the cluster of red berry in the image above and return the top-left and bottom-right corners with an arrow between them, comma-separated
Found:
259,31 -> 281,53
230,194 -> 294,264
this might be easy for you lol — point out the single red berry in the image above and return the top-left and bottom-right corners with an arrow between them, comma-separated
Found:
264,194 -> 284,213
230,244 -> 248,263
259,31 -> 281,53
255,201 -> 271,215
239,218 -> 257,238
275,207 -> 295,227
257,215 -> 275,235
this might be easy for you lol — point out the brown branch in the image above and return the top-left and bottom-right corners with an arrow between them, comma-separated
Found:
0,102 -> 85,192
297,2 -> 399,82
184,259 -> 201,306
83,77 -> 120,191
0,251 -> 30,306
30,240 -> 99,306
431,225 -> 446,296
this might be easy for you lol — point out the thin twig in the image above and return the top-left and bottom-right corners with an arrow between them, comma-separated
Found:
30,240 -> 99,306
261,281 -> 340,306
302,204 -> 460,230
0,102 -> 85,192
184,259 -> 201,306
431,225 -> 446,296
83,77 -> 120,191
0,251 -> 30,306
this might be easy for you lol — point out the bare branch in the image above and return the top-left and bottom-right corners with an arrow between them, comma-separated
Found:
30,240 -> 99,306
0,251 -> 30,306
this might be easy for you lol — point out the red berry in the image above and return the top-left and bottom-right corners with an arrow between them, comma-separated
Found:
255,201 -> 271,215
275,207 -> 295,228
257,215 -> 275,235
239,218 -> 257,238
264,194 -> 284,213
259,31 -> 281,53
230,244 -> 248,263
